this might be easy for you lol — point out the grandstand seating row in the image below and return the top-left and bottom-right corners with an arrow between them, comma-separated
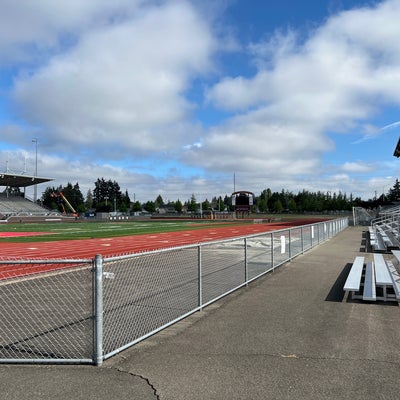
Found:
0,193 -> 59,220
368,205 -> 400,253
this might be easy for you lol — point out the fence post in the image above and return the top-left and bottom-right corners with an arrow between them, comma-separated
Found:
198,245 -> 203,311
301,227 -> 304,254
318,223 -> 321,244
94,254 -> 103,366
244,238 -> 248,285
288,229 -> 292,260
271,232 -> 275,271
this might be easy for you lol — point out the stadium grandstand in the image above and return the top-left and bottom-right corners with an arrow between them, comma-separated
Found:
363,137 -> 400,252
368,204 -> 400,252
0,173 -> 64,222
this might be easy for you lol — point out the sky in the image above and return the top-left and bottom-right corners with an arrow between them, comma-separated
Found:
1,0 -> 400,204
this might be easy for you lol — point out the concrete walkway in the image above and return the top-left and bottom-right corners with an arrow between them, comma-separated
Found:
2,226 -> 400,399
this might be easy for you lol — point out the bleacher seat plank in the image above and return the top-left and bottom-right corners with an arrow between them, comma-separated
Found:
373,254 -> 392,285
373,254 -> 395,300
343,256 -> 364,292
370,226 -> 386,252
378,227 -> 393,248
368,227 -> 377,248
363,262 -> 376,301
392,250 -> 400,264
387,260 -> 400,300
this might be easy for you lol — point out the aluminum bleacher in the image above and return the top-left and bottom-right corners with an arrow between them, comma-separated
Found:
343,252 -> 400,302
369,205 -> 400,253
0,193 -> 58,220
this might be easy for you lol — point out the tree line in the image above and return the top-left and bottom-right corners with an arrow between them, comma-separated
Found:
41,179 -> 134,214
40,178 -> 400,215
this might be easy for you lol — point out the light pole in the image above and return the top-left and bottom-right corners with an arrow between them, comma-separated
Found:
32,138 -> 38,202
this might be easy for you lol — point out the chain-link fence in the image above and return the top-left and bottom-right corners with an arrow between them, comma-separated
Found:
352,206 -> 377,225
0,218 -> 348,365
0,259 -> 94,363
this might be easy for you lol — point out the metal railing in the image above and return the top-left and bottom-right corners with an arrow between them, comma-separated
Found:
0,218 -> 348,365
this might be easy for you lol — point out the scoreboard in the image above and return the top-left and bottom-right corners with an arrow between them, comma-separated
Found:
231,191 -> 254,213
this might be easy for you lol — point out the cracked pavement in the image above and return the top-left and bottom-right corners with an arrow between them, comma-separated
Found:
0,365 -> 158,400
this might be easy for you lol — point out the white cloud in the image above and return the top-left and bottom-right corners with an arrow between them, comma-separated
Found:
341,161 -> 373,173
11,1 -> 216,157
208,2 -> 400,124
382,121 -> 400,131
195,0 -> 400,187
0,0 -> 145,64
182,107 -> 332,177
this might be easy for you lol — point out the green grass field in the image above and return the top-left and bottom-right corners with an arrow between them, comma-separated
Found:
0,219 -> 251,242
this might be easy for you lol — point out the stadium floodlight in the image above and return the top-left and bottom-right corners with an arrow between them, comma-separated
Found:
32,138 -> 38,202
394,137 -> 400,158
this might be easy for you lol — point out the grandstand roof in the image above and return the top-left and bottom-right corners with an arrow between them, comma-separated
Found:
0,173 -> 53,188
394,137 -> 400,157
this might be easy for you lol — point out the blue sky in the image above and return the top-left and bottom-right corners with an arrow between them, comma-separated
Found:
1,0 -> 400,203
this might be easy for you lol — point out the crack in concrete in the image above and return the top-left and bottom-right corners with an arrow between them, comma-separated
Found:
114,367 -> 160,399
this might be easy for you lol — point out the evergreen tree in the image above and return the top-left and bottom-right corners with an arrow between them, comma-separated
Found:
287,198 -> 297,212
174,199 -> 183,213
93,178 -> 123,212
187,194 -> 197,213
61,182 -> 84,212
223,194 -> 233,211
388,179 -> 400,202
41,183 -> 84,213
202,199 -> 211,211
257,189 -> 271,212
85,189 -> 93,210
155,195 -> 164,207
41,186 -> 60,210
120,190 -> 131,212
144,200 -> 156,213
131,201 -> 142,212
273,199 -> 284,213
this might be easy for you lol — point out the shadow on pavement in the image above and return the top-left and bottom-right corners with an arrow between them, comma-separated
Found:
325,263 -> 352,302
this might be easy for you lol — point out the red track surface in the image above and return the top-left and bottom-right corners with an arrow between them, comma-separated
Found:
0,232 -> 53,238
0,218 -> 328,279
